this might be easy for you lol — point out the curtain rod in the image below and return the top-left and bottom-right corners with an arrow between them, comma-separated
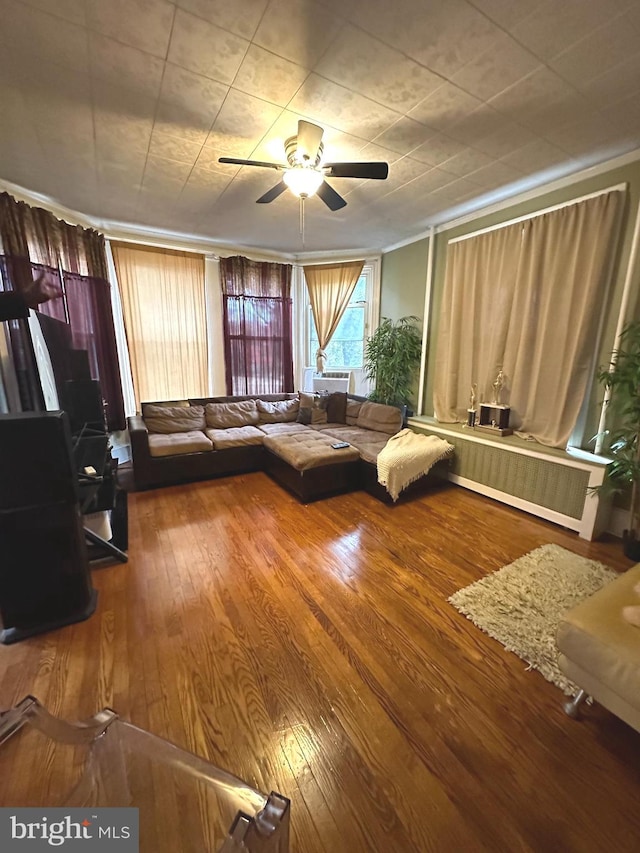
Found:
449,182 -> 628,245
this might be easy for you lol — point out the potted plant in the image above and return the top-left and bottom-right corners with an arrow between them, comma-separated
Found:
595,320 -> 640,560
364,316 -> 422,409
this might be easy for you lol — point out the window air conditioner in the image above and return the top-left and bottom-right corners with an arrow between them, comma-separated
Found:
312,372 -> 351,393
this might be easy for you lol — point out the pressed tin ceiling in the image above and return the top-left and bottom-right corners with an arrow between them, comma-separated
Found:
0,0 -> 639,254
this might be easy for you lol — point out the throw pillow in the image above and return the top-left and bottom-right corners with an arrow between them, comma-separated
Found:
144,404 -> 206,434
296,391 -> 328,425
324,391 -> 347,424
257,398 -> 300,423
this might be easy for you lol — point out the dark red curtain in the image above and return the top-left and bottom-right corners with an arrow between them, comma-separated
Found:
0,193 -> 125,430
220,256 -> 294,396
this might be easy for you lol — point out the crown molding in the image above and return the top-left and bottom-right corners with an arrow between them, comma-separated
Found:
382,147 -> 640,253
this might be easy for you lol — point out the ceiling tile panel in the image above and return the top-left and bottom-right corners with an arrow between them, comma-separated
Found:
1,0 -> 89,74
90,33 -> 165,99
176,0 -> 269,39
358,142 -> 404,164
148,131 -> 204,164
14,0 -> 86,26
510,0 -> 616,61
349,0 -> 502,78
437,146 -> 493,178
372,117 -> 436,156
1,0 -> 640,254
155,64 -> 229,144
289,75 -> 400,139
315,25 -> 442,113
85,0 -> 175,59
93,86 -> 156,161
465,0 -> 542,30
253,0 -> 342,68
488,67 -> 582,127
451,33 -> 541,101
234,46 -> 310,107
472,121 -> 536,157
549,15 -> 640,88
445,105 -> 507,146
379,156 -> 431,191
409,134 -> 468,167
168,8 -> 249,84
542,113 -> 631,159
499,138 -> 570,172
578,53 -> 640,109
465,159 -> 522,189
142,155 -> 193,191
409,83 -> 482,132
191,151 -> 241,179
205,90 -> 283,158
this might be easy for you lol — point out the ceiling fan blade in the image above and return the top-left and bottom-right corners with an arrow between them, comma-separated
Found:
324,162 -> 389,180
316,180 -> 347,211
218,157 -> 284,170
296,120 -> 324,162
256,180 -> 288,204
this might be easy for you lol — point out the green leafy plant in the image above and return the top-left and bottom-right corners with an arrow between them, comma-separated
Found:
364,316 -> 422,408
595,321 -> 640,551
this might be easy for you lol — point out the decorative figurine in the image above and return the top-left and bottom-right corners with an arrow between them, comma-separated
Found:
466,382 -> 478,427
491,369 -> 505,405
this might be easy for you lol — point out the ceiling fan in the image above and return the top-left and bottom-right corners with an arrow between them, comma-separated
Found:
218,120 -> 389,211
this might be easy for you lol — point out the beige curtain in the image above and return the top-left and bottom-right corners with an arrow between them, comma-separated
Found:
112,242 -> 208,409
434,189 -> 624,447
303,260 -> 364,372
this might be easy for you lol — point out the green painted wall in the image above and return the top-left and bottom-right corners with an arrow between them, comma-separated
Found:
380,236 -> 430,323
421,157 -> 640,444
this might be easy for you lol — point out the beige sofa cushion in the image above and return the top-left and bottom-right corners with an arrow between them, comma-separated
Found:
206,425 -> 265,449
264,431 -> 359,471
346,399 -> 362,425
206,400 -> 259,429
258,422 -> 310,436
144,404 -> 206,434
148,430 -> 213,457
356,401 -> 403,435
323,426 -> 390,463
257,398 -> 299,423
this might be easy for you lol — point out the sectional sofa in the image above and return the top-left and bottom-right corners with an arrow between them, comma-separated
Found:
128,392 -> 450,502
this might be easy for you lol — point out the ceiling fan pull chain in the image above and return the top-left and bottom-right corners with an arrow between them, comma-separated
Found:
300,197 -> 306,247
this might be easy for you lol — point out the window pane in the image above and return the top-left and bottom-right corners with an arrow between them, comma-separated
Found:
351,275 -> 366,302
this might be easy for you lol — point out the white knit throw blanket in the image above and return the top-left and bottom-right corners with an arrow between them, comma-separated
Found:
377,428 -> 454,501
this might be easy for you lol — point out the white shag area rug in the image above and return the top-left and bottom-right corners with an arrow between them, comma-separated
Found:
448,543 -> 618,694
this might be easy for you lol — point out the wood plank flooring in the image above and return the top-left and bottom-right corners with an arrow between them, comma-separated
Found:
1,474 -> 639,852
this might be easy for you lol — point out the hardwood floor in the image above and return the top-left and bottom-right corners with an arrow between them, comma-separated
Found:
1,474 -> 639,852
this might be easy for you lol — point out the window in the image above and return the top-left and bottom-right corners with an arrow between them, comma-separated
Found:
307,269 -> 370,370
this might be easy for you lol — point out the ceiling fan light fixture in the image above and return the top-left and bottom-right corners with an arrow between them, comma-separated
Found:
283,167 -> 324,198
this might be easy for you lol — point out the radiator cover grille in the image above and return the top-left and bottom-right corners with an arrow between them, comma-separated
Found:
449,439 -> 589,520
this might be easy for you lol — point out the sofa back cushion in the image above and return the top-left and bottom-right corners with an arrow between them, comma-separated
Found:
356,401 -> 403,435
297,392 -> 328,425
346,399 -> 363,426
144,404 -> 205,434
206,400 -> 259,429
257,398 -> 300,423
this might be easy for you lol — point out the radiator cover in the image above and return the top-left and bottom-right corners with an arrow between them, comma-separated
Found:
408,419 -> 611,540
